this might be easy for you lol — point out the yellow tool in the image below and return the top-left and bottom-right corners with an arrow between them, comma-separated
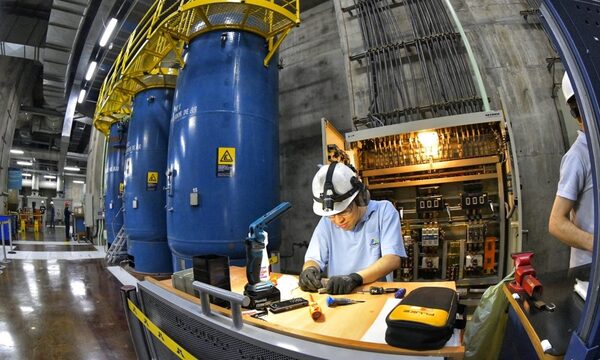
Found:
308,294 -> 322,320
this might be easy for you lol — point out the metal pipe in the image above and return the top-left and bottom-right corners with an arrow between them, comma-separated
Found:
441,0 -> 490,110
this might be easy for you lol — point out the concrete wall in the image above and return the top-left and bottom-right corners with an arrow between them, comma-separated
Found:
64,178 -> 85,208
453,0 -> 570,272
83,128 -> 106,244
278,1 -> 352,273
0,58 -> 40,214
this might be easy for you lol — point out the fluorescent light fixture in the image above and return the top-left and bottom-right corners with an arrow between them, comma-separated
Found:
73,180 -> 85,184
99,18 -> 118,47
16,161 -> 32,166
85,61 -> 97,81
44,175 -> 56,179
64,166 -> 80,172
77,89 -> 86,103
10,149 -> 24,154
22,173 -> 32,177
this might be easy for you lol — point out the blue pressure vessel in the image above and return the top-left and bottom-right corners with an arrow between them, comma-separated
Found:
124,87 -> 174,274
105,122 -> 127,246
166,31 -> 280,271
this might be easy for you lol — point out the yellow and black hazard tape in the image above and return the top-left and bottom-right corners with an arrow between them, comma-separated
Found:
127,299 -> 198,360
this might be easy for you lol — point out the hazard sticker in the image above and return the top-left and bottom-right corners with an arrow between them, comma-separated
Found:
217,147 -> 235,177
147,171 -> 158,191
218,148 -> 235,165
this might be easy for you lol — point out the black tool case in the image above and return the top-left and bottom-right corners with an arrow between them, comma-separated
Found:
385,287 -> 462,350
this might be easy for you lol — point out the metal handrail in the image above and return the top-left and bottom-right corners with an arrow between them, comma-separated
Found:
192,280 -> 250,330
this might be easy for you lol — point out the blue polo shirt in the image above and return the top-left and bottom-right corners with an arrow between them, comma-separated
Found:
304,200 -> 406,281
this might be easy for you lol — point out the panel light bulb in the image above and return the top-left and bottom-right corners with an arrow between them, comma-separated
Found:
417,131 -> 439,158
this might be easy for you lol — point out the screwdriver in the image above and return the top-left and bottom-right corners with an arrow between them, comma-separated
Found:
366,286 -> 399,295
308,294 -> 322,320
326,296 -> 365,307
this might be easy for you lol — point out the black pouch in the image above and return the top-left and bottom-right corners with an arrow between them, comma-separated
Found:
385,287 -> 464,350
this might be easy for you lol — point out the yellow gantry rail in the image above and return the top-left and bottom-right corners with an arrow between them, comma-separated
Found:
93,0 -> 301,135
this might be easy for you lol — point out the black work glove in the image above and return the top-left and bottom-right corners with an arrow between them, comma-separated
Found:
326,273 -> 363,295
299,266 -> 322,292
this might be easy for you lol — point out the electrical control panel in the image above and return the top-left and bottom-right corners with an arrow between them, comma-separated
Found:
321,111 -> 520,288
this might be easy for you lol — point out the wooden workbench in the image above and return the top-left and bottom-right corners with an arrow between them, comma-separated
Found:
153,266 -> 464,358
500,265 -> 589,358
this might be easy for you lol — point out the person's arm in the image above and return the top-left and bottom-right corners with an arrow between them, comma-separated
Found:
302,259 -> 321,271
357,201 -> 404,283
549,195 -> 593,252
299,219 -> 329,292
356,254 -> 401,284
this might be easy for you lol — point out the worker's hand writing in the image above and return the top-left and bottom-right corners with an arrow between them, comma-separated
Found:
299,266 -> 322,292
326,273 -> 363,295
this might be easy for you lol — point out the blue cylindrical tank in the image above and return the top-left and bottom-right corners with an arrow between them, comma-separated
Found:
105,122 -> 127,246
124,87 -> 174,273
167,31 -> 280,271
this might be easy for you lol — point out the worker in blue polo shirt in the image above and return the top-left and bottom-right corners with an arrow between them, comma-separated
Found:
549,72 -> 594,268
299,162 -> 406,295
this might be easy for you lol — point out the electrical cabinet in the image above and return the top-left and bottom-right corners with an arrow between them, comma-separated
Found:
321,111 -> 519,287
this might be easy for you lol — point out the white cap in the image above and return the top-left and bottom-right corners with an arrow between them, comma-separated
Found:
312,163 -> 359,217
562,72 -> 575,103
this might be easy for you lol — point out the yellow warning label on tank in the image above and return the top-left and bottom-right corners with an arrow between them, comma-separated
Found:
127,299 -> 197,360
147,171 -> 159,184
218,147 -> 236,165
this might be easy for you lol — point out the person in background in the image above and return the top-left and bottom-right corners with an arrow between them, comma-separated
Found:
64,204 -> 72,240
40,201 -> 47,229
47,201 -> 55,228
299,162 -> 406,294
549,71 -> 594,268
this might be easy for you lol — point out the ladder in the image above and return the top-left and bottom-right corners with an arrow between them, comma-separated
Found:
106,226 -> 128,265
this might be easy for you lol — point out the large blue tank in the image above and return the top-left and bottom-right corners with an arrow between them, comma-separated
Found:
167,31 -> 280,271
105,122 -> 128,246
124,87 -> 174,273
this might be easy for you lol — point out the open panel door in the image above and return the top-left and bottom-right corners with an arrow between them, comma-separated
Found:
320,118 -> 358,168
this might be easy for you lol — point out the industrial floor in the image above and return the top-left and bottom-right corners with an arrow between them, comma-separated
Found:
0,227 -> 137,359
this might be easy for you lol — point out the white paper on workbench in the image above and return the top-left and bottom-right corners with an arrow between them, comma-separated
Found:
361,298 -> 460,346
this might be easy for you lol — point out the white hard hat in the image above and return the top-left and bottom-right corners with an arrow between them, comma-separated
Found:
562,72 -> 575,103
312,163 -> 360,216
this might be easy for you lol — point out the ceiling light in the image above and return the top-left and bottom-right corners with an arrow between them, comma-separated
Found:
22,173 -> 32,177
64,166 -> 80,172
77,89 -> 86,104
99,18 -> 118,47
44,175 -> 56,179
10,149 -> 24,154
85,61 -> 97,81
16,161 -> 32,166
73,180 -> 85,184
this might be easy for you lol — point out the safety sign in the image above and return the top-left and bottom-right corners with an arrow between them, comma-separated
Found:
147,171 -> 158,191
217,147 -> 236,177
